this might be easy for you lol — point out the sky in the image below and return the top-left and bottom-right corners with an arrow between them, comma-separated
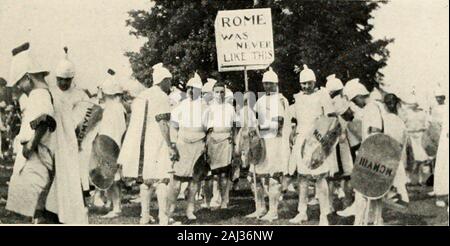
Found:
0,0 -> 448,99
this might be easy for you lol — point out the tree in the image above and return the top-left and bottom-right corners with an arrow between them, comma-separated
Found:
126,0 -> 392,101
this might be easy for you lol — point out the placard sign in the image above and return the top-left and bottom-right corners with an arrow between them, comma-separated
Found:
215,8 -> 274,72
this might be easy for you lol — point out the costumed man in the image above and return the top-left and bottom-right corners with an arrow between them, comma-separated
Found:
341,80 -> 409,225
324,74 -> 354,211
427,84 -> 448,206
167,72 -> 206,221
6,43 -> 87,224
92,75 -> 127,218
200,78 -> 222,209
429,86 -> 446,124
289,65 -> 335,225
245,68 -> 290,222
203,81 -> 237,210
51,47 -> 91,198
397,90 -> 430,185
119,63 -> 179,225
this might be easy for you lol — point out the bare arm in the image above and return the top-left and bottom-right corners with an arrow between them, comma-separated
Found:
156,113 -> 172,147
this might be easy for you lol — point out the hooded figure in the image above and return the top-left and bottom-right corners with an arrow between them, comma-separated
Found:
6,43 -> 87,224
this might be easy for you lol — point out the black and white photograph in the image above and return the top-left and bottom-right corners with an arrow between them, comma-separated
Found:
0,0 -> 448,227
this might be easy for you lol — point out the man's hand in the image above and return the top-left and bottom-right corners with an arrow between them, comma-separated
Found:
169,144 -> 180,162
22,141 -> 35,159
289,131 -> 297,147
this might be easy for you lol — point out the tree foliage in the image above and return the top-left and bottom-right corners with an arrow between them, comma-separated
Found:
126,0 -> 392,101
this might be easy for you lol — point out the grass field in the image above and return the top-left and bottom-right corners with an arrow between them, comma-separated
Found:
1,161 -> 448,225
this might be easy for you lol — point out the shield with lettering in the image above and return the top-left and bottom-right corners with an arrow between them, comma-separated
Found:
351,134 -> 402,199
301,116 -> 342,170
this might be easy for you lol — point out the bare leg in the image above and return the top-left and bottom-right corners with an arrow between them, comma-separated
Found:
219,173 -> 229,209
328,180 -> 335,213
166,178 -> 182,220
186,181 -> 198,219
211,177 -> 221,207
316,176 -> 330,225
289,176 -> 309,223
261,178 -> 281,221
102,182 -> 122,218
156,183 -> 169,225
139,183 -> 154,224
202,179 -> 213,208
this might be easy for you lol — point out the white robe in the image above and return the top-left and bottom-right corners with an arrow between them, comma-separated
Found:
434,104 -> 449,196
51,87 -> 92,191
119,86 -> 172,180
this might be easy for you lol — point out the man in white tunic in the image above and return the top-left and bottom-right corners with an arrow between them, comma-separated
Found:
167,72 -> 206,221
203,82 -> 237,209
324,74 -> 354,210
289,65 -> 334,225
119,63 -> 178,225
6,43 -> 87,224
246,68 -> 290,221
200,78 -> 223,209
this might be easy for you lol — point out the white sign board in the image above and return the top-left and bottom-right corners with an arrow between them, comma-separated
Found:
215,8 -> 274,72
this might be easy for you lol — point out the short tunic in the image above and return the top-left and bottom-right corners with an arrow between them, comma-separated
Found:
171,98 -> 206,178
253,93 -> 291,175
6,89 -> 55,217
203,102 -> 235,170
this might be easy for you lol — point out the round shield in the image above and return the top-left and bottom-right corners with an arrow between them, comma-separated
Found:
422,122 -> 441,157
301,116 -> 342,170
89,134 -> 120,190
351,134 -> 402,199
237,128 -> 266,165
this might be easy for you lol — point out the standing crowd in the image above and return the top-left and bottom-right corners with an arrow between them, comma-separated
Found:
0,43 -> 448,225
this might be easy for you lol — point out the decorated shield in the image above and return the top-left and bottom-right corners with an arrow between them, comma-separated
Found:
351,134 -> 402,199
301,116 -> 342,170
89,134 -> 120,190
74,101 -> 103,146
421,122 -> 441,157
237,127 -> 266,166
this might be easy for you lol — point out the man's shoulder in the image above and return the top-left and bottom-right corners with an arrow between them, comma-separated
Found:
30,88 -> 51,100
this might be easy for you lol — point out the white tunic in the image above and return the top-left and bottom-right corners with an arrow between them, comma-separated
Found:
203,101 -> 236,170
98,99 -> 127,147
119,86 -> 172,180
254,93 -> 291,175
203,101 -> 236,129
170,98 -> 206,177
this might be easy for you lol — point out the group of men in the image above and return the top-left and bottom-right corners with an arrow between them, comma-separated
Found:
1,42 -> 448,225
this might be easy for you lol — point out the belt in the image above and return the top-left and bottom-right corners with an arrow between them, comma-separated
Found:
180,127 -> 205,133
210,127 -> 232,133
